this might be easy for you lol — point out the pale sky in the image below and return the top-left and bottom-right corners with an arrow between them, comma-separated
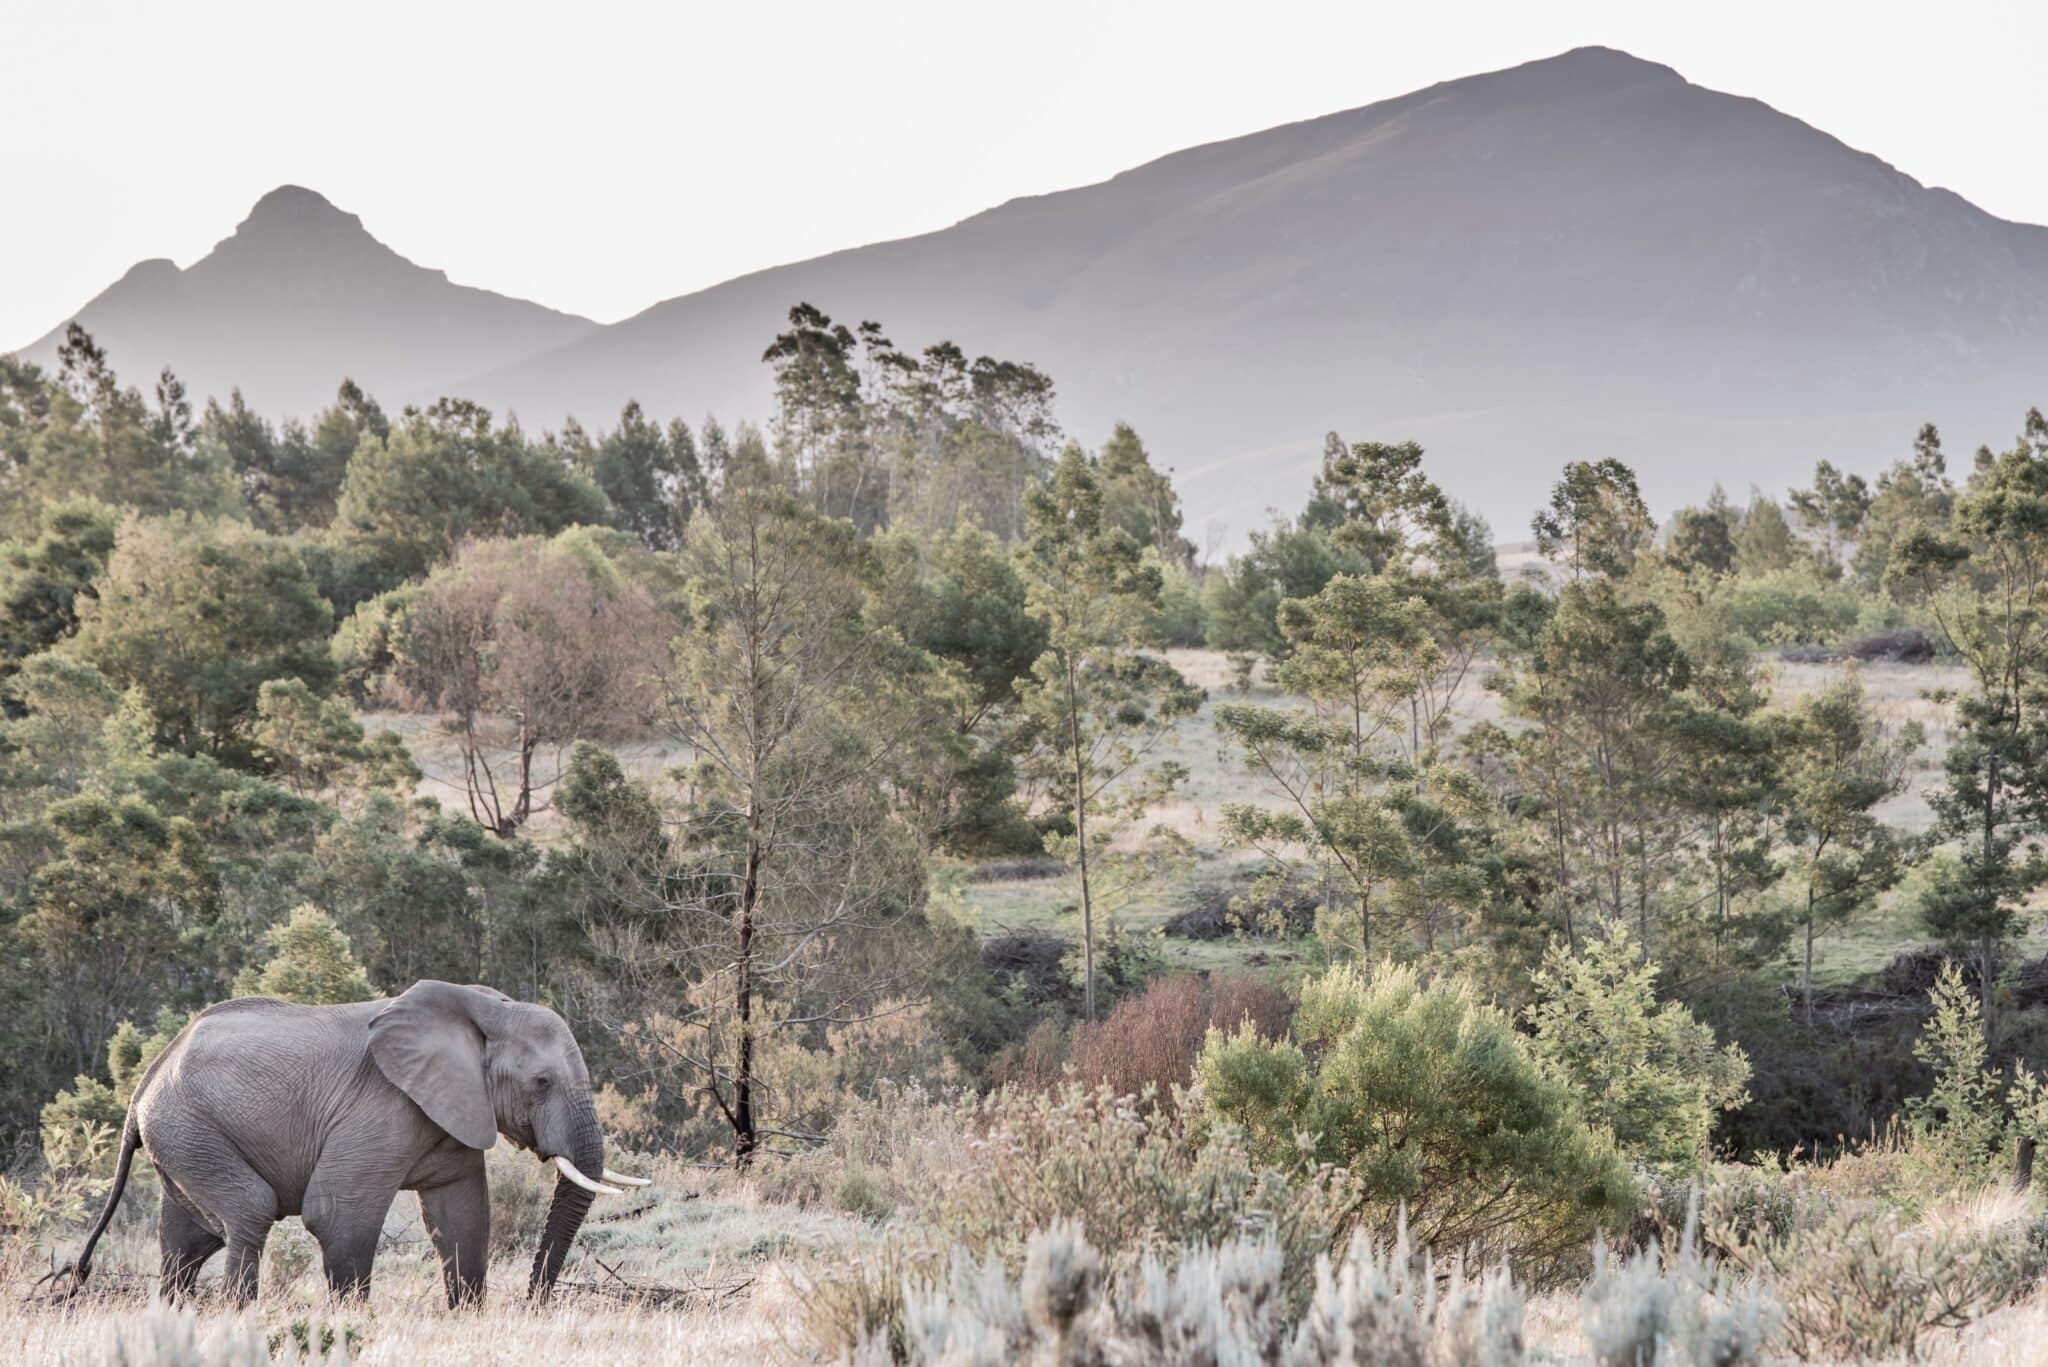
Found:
5,0 -> 2045,348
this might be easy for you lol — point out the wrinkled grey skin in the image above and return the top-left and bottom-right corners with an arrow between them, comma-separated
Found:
65,980 -> 606,1307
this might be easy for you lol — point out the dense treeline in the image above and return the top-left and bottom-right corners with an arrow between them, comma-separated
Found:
5,302 -> 2048,1244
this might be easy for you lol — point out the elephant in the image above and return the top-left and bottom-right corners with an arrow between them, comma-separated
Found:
62,980 -> 649,1307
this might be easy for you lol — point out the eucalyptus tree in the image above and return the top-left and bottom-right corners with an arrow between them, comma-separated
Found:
1015,446 -> 1200,1019
1789,460 -> 1872,575
1532,458 -> 1655,583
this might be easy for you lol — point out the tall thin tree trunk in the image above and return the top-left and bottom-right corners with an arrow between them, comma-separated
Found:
1803,888 -> 1816,1030
733,804 -> 761,1165
1066,654 -> 1096,1022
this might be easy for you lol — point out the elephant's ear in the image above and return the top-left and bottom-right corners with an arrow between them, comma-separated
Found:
368,981 -> 500,1151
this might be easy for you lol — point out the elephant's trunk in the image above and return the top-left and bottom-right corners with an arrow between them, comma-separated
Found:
528,1095 -> 604,1301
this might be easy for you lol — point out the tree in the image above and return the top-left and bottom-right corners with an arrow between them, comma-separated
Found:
1197,961 -> 1637,1274
1302,435 -> 1455,576
1015,446 -> 1200,1020
762,303 -> 875,522
1663,683 -> 1780,976
1202,517 -> 1366,657
1771,676 -> 1919,1026
0,498 -> 119,680
1487,582 -> 1693,952
1301,435 -> 1501,757
341,531 -> 665,835
1890,410 -> 2048,1004
868,525 -> 1046,853
199,390 -> 354,534
1215,574 -> 1453,956
1525,924 -> 1750,1176
64,516 -> 335,763
578,489 -> 941,1162
1095,423 -> 1194,568
1853,424 -> 1954,588
1666,488 -> 1739,577
232,904 -> 379,1004
1532,459 -> 1654,582
1905,963 -> 2008,1185
13,794 -> 216,1079
760,304 -> 1061,540
0,329 -> 239,531
1733,493 -> 1801,575
249,678 -> 419,810
1789,461 -> 1872,576
330,398 -> 610,582
575,402 -> 709,551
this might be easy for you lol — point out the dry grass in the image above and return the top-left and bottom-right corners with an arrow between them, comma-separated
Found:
1,1273 -> 797,1366
2,1152 -> 874,1366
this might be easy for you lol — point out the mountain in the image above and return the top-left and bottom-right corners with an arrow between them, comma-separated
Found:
15,186 -> 598,421
451,45 -> 2048,535
20,50 -> 2048,535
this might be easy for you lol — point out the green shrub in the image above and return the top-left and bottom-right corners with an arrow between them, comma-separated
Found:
1906,962 -> 2009,1186
1525,924 -> 1750,1177
833,1165 -> 892,1220
231,903 -> 378,1005
1197,961 -> 1638,1281
40,1010 -> 188,1178
485,1147 -> 553,1255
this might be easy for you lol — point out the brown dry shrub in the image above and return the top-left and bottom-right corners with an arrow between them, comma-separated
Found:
1069,977 -> 1208,1101
988,1017 -> 1069,1092
1209,972 -> 1295,1041
1067,973 -> 1295,1106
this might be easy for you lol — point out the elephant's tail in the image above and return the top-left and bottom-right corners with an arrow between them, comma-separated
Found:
66,1110 -> 141,1287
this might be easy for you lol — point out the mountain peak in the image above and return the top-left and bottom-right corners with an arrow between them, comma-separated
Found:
227,184 -> 376,247
1480,44 -> 1687,94
252,183 -> 337,213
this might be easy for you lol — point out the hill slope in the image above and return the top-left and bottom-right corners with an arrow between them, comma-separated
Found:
16,186 -> 599,422
454,46 -> 2048,534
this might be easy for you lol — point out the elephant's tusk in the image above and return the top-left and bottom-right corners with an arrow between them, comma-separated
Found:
603,1168 -> 653,1188
551,1155 -> 623,1195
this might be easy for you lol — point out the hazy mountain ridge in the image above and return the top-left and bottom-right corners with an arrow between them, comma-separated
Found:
17,185 -> 599,421
448,46 -> 2048,533
18,48 -> 2048,535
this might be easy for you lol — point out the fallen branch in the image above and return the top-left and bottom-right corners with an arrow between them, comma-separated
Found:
546,1255 -> 754,1311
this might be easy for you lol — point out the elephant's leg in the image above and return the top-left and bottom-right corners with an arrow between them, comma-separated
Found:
417,1162 -> 490,1308
220,1222 -> 272,1305
158,1190 -> 225,1301
302,1181 -> 397,1304
151,1142 -> 277,1306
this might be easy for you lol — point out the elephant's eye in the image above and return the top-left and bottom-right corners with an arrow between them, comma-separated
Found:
533,1073 -> 552,1091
